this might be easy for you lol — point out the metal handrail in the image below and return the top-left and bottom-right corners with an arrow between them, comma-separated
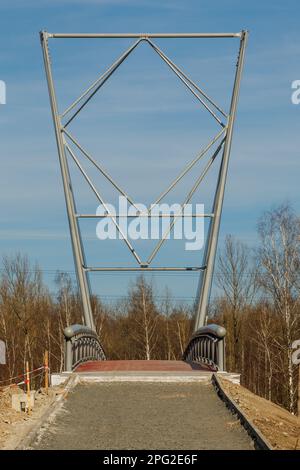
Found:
64,324 -> 106,371
183,324 -> 226,371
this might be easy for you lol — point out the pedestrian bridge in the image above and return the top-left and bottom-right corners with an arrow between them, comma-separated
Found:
34,30 -> 259,451
63,323 -> 226,374
40,323 -> 266,451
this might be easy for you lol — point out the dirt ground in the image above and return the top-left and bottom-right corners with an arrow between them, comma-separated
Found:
219,376 -> 300,450
0,385 -> 62,449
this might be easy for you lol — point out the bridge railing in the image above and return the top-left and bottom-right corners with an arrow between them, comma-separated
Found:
183,324 -> 226,371
64,324 -> 106,371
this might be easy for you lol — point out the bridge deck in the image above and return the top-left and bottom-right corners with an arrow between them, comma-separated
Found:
32,382 -> 253,450
75,360 -> 212,372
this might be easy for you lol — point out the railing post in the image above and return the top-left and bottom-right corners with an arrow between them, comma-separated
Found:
65,338 -> 73,372
218,338 -> 225,371
196,341 -> 200,361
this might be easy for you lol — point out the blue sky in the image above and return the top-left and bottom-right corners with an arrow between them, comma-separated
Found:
0,1 -> 299,303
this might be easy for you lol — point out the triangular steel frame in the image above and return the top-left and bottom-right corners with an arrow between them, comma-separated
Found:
40,31 -> 248,331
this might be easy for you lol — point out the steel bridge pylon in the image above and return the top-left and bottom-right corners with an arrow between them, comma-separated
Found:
40,31 -> 248,342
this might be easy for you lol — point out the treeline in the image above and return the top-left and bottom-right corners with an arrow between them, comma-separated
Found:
212,203 -> 300,414
0,263 -> 192,386
0,203 -> 299,413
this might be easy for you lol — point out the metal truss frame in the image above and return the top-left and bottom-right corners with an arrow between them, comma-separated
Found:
40,31 -> 248,331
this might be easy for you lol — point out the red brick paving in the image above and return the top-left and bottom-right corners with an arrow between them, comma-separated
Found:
75,360 -> 211,372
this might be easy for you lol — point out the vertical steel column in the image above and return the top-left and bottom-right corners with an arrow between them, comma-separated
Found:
40,31 -> 95,329
194,30 -> 248,331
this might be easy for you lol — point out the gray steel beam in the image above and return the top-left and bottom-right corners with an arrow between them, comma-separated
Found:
194,31 -> 249,331
147,138 -> 225,265
146,39 -> 225,127
61,39 -> 142,119
145,39 -> 228,118
85,267 -> 205,272
40,31 -> 95,329
152,128 -> 226,207
75,214 -> 214,218
47,33 -> 242,39
65,144 -> 142,265
62,128 -> 138,209
63,39 -> 142,127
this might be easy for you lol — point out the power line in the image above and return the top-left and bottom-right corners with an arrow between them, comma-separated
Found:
48,292 -> 197,301
0,268 -> 257,277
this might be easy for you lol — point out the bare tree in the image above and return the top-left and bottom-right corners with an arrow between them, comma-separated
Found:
257,204 -> 300,412
160,287 -> 174,360
216,235 -> 257,371
249,304 -> 279,401
0,254 -> 52,383
127,276 -> 159,360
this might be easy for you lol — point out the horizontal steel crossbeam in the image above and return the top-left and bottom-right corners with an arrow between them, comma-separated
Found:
84,266 -> 206,272
76,214 -> 214,218
47,32 -> 242,39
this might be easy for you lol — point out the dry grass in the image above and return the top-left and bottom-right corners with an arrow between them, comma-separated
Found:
219,377 -> 300,450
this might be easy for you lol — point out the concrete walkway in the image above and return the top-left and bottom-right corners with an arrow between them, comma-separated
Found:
32,382 -> 253,450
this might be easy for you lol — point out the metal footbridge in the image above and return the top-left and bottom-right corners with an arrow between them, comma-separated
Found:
40,30 -> 248,374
